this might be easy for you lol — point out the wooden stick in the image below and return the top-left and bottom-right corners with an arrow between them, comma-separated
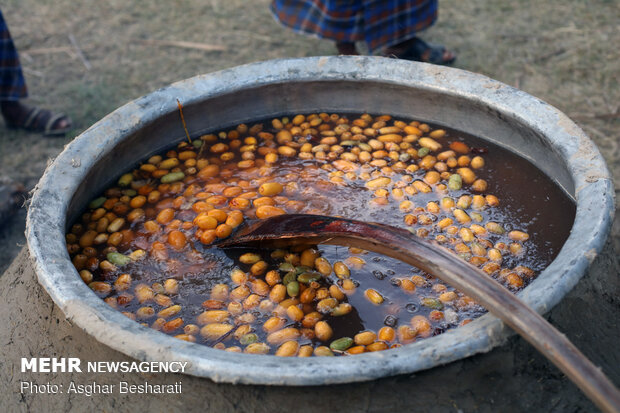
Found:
68,34 -> 92,70
176,100 -> 192,144
21,46 -> 74,55
220,214 -> 620,413
21,67 -> 44,78
139,38 -> 226,52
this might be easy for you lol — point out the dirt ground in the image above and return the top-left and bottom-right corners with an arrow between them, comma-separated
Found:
0,0 -> 618,272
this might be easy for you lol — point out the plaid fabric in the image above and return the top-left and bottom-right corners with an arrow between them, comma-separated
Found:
270,0 -> 437,53
0,9 -> 27,101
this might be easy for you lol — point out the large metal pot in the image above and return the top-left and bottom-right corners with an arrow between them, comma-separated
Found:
26,56 -> 614,385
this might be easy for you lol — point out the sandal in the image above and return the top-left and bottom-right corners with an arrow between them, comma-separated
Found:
3,104 -> 72,137
386,37 -> 456,65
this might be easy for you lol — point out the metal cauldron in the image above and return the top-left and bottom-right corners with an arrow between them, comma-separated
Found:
26,56 -> 614,385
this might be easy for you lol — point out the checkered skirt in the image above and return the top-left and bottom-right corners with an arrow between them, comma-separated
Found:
270,0 -> 438,53
0,9 -> 27,101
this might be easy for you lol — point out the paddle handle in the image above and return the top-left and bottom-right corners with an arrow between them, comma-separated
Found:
222,215 -> 620,413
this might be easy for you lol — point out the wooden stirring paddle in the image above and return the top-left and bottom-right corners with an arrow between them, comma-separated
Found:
218,214 -> 620,413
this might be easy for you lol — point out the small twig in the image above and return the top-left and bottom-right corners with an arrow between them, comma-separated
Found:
21,46 -> 74,55
514,73 -> 525,89
21,46 -> 78,62
552,24 -> 583,35
600,105 -> 620,121
177,100 -> 192,144
571,107 -> 620,121
228,30 -> 273,43
573,113 -> 620,121
68,34 -> 92,70
532,48 -> 567,64
139,38 -> 226,52
20,53 -> 33,63
197,137 -> 208,158
22,67 -> 44,78
497,33 -> 531,41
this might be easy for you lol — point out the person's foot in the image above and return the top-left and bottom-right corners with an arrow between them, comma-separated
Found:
383,37 -> 456,65
1,101 -> 72,136
336,42 -> 359,55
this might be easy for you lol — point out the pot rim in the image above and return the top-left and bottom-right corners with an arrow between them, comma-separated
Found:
26,56 -> 614,385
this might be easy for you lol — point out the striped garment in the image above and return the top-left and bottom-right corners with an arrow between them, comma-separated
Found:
270,0 -> 438,53
0,9 -> 27,101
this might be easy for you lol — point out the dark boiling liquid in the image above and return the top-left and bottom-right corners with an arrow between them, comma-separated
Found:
72,113 -> 576,353
218,128 -> 576,344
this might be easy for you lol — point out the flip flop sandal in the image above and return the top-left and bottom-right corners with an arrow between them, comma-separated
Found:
5,106 -> 72,137
397,38 -> 456,65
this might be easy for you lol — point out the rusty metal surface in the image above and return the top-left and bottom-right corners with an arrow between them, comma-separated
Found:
25,56 -> 614,385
